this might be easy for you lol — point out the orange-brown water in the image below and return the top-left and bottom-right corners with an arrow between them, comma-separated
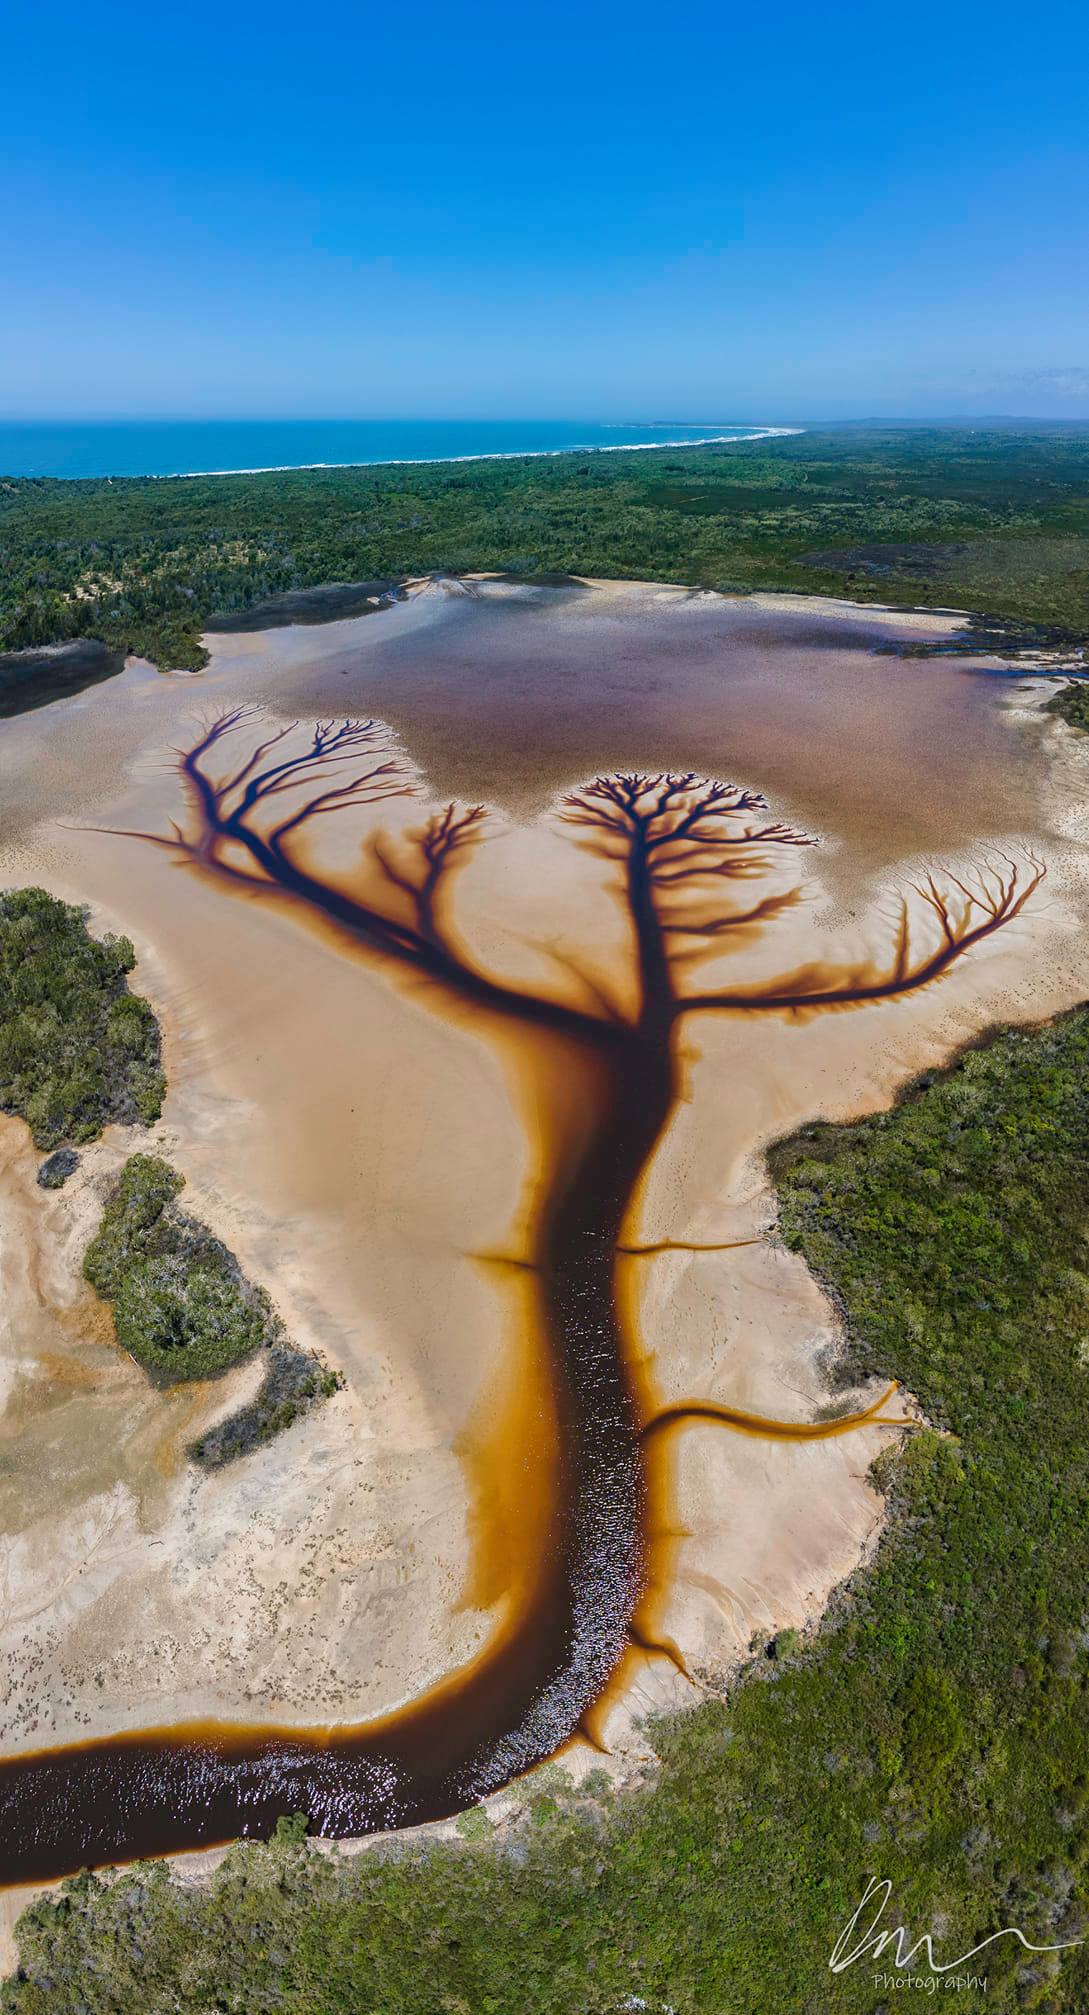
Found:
0,581 -> 1083,1886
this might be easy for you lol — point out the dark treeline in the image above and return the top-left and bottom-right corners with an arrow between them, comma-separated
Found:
2,427 -> 1088,679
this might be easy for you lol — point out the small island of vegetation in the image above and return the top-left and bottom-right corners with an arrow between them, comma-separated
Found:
0,886 -> 163,1151
0,887 -> 334,1464
83,1153 -> 275,1383
83,1151 -> 336,1459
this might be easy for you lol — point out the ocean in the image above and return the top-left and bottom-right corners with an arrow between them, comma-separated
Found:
0,418 -> 791,481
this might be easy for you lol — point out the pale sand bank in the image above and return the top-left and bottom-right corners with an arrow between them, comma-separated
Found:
1,579 -> 1088,1931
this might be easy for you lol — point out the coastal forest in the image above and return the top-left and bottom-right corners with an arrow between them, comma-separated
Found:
2,427 -> 1089,699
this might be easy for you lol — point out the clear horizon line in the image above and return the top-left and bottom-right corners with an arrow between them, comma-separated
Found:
0,414 -> 769,429
3,409 -> 1087,427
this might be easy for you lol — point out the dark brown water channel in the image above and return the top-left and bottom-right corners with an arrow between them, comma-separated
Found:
0,589 -> 1040,1884
0,1046 -> 657,1884
0,729 -> 681,1885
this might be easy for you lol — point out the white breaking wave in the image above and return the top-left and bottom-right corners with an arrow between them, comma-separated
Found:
155,425 -> 805,481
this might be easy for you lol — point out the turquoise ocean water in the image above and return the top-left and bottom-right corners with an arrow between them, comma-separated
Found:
0,418 -> 786,481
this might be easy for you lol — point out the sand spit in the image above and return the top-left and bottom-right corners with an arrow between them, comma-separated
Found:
1,580 -> 1088,1909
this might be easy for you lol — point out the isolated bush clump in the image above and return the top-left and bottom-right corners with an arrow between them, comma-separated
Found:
189,1343 -> 339,1469
1044,678 -> 1089,733
37,1146 -> 81,1188
84,1153 -> 276,1382
0,885 -> 164,1149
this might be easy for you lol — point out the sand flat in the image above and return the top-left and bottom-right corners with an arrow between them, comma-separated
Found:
1,579 -> 1087,1789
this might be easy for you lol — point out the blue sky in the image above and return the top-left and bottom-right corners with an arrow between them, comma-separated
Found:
3,0 -> 1087,420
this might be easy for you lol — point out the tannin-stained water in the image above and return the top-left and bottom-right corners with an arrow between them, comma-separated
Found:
0,581 -> 1086,1887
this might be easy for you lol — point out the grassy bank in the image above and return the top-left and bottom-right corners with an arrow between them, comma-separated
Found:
7,1006 -> 1089,2012
2,426 -> 1088,684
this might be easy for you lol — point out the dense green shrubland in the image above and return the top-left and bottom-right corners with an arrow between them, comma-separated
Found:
83,1153 -> 277,1382
0,887 -> 163,1148
2,427 -> 1087,691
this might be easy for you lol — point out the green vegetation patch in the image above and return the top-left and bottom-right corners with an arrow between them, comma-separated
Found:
84,1153 -> 278,1383
188,1343 -> 340,1468
1045,678 -> 1089,732
83,1154 -> 338,1453
0,886 -> 163,1149
9,1007 -> 1089,2011
2,427 -> 1088,690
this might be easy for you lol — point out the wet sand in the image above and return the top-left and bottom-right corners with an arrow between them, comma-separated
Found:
1,581 -> 1087,1893
0,581 -> 1048,879
204,580 -> 1047,871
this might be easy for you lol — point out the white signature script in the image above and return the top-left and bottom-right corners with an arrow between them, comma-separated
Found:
829,1877 -> 1083,1976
